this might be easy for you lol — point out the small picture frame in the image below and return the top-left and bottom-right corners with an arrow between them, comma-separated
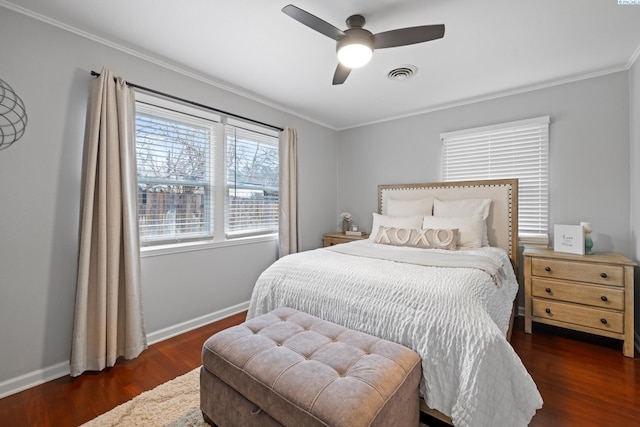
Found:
554,224 -> 585,255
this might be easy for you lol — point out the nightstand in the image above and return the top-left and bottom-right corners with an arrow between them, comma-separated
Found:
523,247 -> 636,357
322,232 -> 369,247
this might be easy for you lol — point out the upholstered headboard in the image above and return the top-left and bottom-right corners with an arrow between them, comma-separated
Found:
378,179 -> 519,269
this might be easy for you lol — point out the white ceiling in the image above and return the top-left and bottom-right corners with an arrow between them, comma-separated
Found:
4,0 -> 640,130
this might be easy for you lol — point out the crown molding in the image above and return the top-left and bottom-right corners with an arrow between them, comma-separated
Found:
2,0 -> 639,132
0,0 -> 335,131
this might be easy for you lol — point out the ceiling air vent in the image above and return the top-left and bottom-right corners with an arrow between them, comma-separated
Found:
387,65 -> 417,81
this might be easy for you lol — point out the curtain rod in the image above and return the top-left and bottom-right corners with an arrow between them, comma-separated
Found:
90,71 -> 284,132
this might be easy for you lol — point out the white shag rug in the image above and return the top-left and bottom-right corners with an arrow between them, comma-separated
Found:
82,368 -> 206,427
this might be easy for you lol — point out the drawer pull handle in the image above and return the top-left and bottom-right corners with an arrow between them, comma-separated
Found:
545,308 -> 551,314
600,318 -> 608,325
601,295 -> 608,302
545,287 -> 552,293
544,266 -> 551,272
600,272 -> 608,278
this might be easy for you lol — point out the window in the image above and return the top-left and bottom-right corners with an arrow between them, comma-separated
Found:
135,93 -> 279,248
225,120 -> 279,238
441,116 -> 550,245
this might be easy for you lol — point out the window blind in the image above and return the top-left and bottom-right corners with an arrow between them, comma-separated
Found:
135,100 -> 219,245
225,119 -> 279,237
135,93 -> 280,248
441,116 -> 550,244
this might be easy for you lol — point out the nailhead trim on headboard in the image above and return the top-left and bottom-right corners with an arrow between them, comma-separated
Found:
378,179 -> 518,270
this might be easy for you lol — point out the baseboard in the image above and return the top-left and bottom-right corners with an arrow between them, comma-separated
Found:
0,301 -> 250,399
0,361 -> 70,400
146,301 -> 249,345
517,305 -> 525,317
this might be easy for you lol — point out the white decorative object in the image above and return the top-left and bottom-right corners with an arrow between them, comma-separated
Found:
580,222 -> 593,254
554,224 -> 585,255
340,212 -> 352,233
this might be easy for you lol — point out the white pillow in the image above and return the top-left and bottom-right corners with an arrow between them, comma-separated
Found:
422,215 -> 484,249
386,197 -> 434,217
433,198 -> 492,246
369,213 -> 424,241
375,226 -> 458,250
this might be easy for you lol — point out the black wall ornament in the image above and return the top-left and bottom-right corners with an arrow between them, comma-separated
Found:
0,78 -> 28,150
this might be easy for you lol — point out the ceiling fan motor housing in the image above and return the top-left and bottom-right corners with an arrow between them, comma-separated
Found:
336,28 -> 374,68
345,14 -> 366,28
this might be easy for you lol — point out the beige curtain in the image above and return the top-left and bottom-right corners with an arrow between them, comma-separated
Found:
70,68 -> 147,376
278,127 -> 298,256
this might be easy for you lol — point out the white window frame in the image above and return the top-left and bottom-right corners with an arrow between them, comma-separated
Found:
440,116 -> 550,246
135,92 -> 278,256
224,118 -> 280,239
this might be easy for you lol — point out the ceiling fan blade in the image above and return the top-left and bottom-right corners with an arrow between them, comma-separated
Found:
373,24 -> 445,49
282,4 -> 345,40
332,63 -> 351,85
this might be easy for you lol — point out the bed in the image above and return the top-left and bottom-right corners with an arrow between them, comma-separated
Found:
248,179 -> 542,427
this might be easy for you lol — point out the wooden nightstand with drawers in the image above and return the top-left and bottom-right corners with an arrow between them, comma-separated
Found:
523,247 -> 636,357
322,232 -> 369,247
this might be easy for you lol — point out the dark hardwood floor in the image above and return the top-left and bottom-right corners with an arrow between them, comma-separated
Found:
0,312 -> 638,426
510,318 -> 640,427
0,312 -> 247,427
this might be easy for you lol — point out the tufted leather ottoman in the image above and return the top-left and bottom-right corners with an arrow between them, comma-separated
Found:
200,307 -> 421,427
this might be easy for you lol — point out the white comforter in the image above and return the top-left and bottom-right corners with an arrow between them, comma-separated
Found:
248,240 -> 542,427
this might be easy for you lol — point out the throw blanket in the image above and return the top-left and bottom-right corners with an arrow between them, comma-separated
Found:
326,243 -> 507,286
248,240 -> 542,427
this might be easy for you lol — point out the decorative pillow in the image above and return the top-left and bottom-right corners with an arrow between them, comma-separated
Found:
386,197 -> 434,217
375,226 -> 458,250
421,215 -> 484,249
433,198 -> 492,246
368,213 -> 424,241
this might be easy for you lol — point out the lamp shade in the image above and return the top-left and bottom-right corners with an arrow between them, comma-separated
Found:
336,33 -> 374,68
337,44 -> 373,68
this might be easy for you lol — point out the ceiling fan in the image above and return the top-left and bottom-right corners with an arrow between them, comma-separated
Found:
282,4 -> 445,85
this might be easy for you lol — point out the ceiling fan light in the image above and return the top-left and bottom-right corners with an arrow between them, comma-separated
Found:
337,41 -> 373,68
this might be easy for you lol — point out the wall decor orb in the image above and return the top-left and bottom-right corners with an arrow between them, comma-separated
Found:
0,78 -> 28,150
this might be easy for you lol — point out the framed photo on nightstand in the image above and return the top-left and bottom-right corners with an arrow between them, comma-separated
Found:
553,224 -> 585,254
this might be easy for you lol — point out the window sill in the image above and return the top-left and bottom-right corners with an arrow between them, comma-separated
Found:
141,234 -> 278,258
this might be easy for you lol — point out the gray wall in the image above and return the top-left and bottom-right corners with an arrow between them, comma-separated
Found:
1,5 -> 638,396
337,71 -> 633,308
630,56 -> 640,341
0,9 -> 337,392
